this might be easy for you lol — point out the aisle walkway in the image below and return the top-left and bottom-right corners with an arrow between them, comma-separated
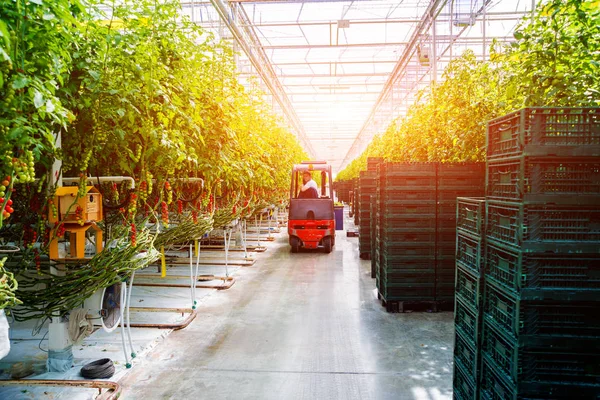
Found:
120,230 -> 454,400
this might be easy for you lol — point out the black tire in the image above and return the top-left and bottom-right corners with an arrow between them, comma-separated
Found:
323,236 -> 332,253
290,237 -> 300,253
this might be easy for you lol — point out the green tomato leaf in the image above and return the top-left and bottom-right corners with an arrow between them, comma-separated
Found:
12,76 -> 29,89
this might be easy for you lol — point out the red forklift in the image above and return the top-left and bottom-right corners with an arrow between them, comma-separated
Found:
288,161 -> 335,253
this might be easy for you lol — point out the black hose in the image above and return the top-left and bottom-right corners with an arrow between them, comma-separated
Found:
81,358 -> 116,379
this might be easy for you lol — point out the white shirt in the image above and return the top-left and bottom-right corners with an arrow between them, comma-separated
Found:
301,179 -> 318,192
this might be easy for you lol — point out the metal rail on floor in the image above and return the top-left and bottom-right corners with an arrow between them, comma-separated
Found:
128,307 -> 197,330
0,379 -> 122,400
134,275 -> 235,290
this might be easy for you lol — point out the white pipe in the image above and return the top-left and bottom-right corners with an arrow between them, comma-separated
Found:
193,240 -> 201,308
126,272 -> 135,359
243,220 -> 248,259
189,243 -> 194,307
62,176 -> 135,190
119,281 -> 130,368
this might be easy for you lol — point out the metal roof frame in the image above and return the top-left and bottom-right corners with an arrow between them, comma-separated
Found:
186,0 -> 536,173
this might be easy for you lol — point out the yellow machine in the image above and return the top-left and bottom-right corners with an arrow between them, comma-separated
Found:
48,186 -> 103,259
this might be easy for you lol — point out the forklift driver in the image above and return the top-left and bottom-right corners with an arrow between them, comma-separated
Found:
298,171 -> 319,199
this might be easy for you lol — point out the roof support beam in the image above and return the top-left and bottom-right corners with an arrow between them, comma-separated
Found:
339,0 -> 447,170
208,0 -> 316,156
262,42 -> 408,50
234,12 -> 529,27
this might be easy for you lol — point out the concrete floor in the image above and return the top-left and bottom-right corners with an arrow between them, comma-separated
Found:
120,229 -> 455,400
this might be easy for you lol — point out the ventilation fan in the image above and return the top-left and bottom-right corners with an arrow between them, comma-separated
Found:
84,280 -> 135,368
85,283 -> 122,332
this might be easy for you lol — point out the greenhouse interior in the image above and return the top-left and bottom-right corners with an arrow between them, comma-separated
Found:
0,0 -> 599,399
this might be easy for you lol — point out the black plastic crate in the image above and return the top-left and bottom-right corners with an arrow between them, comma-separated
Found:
381,189 -> 436,202
380,162 -> 437,175
487,158 -> 600,202
437,201 -> 460,217
438,162 -> 486,178
485,242 -> 600,293
379,175 -> 437,188
436,270 -> 455,285
379,269 -> 436,284
456,233 -> 484,275
367,157 -> 384,171
380,231 -> 437,243
436,256 -> 455,273
377,199 -> 436,211
479,359 -> 595,400
455,297 -> 482,347
378,217 -> 437,231
359,170 -> 378,178
437,215 -> 457,230
486,107 -> 600,159
380,255 -> 436,270
457,197 -> 486,238
486,201 -> 600,251
456,265 -> 482,312
437,228 -> 457,245
438,176 -> 486,191
454,330 -> 479,380
381,242 -> 436,256
479,357 -> 517,400
453,360 -> 477,400
483,282 -> 600,340
482,322 -> 600,386
377,282 -> 436,300
371,200 -> 379,279
437,245 -> 456,258
435,281 -> 455,299
438,188 -> 485,202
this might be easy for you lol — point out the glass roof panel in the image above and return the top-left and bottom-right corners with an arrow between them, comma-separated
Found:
188,0 -> 537,171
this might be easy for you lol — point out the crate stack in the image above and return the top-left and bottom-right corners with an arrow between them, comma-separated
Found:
436,164 -> 485,304
370,194 -> 378,278
375,162 -> 439,311
357,158 -> 383,259
358,170 -> 377,258
334,180 -> 352,203
453,197 -> 486,400
352,178 -> 359,225
480,108 -> 600,398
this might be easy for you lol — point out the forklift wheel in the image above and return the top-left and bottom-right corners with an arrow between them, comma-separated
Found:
290,237 -> 300,253
323,237 -> 332,254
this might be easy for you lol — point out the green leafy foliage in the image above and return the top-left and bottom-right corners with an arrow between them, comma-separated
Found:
0,0 -> 307,311
0,0 -> 83,226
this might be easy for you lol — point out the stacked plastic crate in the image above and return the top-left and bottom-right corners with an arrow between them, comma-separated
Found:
335,180 -> 351,203
375,162 -> 438,311
352,178 -> 359,225
358,158 -> 383,259
358,170 -> 377,258
370,194 -> 378,278
453,197 -> 486,400
436,164 -> 485,305
480,108 -> 600,398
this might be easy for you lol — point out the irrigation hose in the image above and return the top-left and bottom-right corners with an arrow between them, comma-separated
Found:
80,358 -> 115,379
